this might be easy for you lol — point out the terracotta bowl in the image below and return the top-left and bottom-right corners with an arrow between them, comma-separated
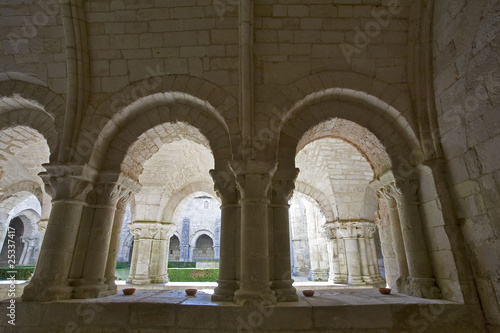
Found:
122,288 -> 136,295
378,287 -> 392,295
185,288 -> 197,296
302,290 -> 315,297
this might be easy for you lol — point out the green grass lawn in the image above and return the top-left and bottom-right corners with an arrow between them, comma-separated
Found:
114,267 -> 219,282
115,267 -> 130,281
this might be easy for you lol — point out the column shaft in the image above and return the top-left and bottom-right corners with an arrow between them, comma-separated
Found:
344,237 -> 364,285
231,161 -> 277,305
212,204 -> 239,301
104,199 -> 128,294
22,201 -> 85,301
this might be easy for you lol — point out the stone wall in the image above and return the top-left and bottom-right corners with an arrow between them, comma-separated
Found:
433,0 -> 500,327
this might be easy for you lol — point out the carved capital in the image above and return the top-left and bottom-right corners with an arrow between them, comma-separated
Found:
378,182 -> 403,204
229,160 -> 277,201
210,169 -> 237,204
129,222 -> 176,240
37,220 -> 48,234
333,221 -> 377,239
272,168 -> 299,205
87,183 -> 127,207
324,222 -> 339,239
39,164 -> 96,202
365,224 -> 377,238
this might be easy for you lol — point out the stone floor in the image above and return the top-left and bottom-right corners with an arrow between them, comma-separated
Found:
0,287 -> 486,332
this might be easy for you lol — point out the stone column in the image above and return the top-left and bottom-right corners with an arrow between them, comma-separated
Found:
71,182 -> 128,299
210,169 -> 239,301
104,194 -> 131,294
127,222 -> 175,284
324,223 -> 348,284
180,218 -> 190,261
19,236 -> 39,266
214,217 -> 221,260
337,222 -> 365,285
22,165 -> 95,301
33,219 -> 48,264
381,181 -> 441,298
230,160 -> 277,305
270,168 -> 299,302
149,224 -> 176,283
377,187 -> 410,290
365,224 -> 384,283
356,225 -> 373,284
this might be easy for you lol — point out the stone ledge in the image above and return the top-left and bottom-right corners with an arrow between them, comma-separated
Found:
0,288 -> 486,332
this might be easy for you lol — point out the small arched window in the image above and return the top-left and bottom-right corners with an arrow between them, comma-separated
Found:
204,200 -> 209,209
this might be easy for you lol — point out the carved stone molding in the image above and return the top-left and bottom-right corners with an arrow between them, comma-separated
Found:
39,164 -> 96,203
210,169 -> 237,204
272,168 -> 299,205
325,221 -> 377,239
129,222 -> 176,240
229,160 -> 277,201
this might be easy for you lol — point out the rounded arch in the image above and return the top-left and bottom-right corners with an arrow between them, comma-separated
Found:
0,181 -> 43,206
0,192 -> 42,225
277,89 -> 420,174
294,181 -> 336,222
296,119 -> 392,177
169,187 -> 219,225
87,75 -> 239,174
190,230 -> 215,250
0,73 -> 65,160
12,208 -> 41,239
89,92 -> 232,179
171,231 -> 181,242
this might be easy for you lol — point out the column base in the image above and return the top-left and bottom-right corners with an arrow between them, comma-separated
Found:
211,279 -> 238,302
332,274 -> 348,284
127,275 -> 152,285
272,279 -> 298,302
370,275 -> 386,286
410,277 -> 442,299
308,269 -> 329,282
22,280 -> 73,302
349,276 -> 366,285
234,281 -> 277,306
150,275 -> 169,284
362,276 -> 374,284
104,276 -> 118,295
71,278 -> 109,299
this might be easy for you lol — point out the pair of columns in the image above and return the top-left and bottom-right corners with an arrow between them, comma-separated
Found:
22,165 -> 139,301
375,178 -> 441,298
211,161 -> 298,305
325,221 -> 384,285
127,222 -> 176,284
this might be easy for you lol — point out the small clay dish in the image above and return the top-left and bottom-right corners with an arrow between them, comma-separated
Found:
122,288 -> 136,295
378,287 -> 391,295
185,288 -> 197,296
302,290 -> 315,297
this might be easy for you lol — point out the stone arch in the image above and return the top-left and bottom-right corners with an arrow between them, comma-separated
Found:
86,75 -> 239,173
89,91 -> 233,181
0,73 -> 65,160
12,209 -> 41,239
0,191 -> 41,225
191,231 -> 215,261
296,119 -> 392,177
0,181 -> 43,207
294,181 -> 336,222
169,233 -> 181,261
161,182 -> 218,223
277,87 -> 420,175
191,230 -> 216,247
